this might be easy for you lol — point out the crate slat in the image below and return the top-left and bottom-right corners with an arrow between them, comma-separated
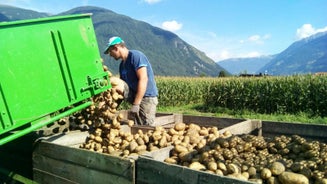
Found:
219,120 -> 262,136
33,140 -> 135,184
136,156 -> 252,184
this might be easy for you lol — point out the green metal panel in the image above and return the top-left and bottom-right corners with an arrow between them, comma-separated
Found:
0,14 -> 111,145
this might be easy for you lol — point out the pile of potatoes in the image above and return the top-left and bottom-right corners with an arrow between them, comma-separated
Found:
163,124 -> 326,184
68,66 -> 129,131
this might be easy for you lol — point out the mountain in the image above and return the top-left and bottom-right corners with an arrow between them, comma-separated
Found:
217,56 -> 274,75
257,32 -> 327,76
0,5 -> 227,77
0,5 -> 49,21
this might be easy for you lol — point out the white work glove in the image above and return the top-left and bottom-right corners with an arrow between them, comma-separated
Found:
130,104 -> 140,114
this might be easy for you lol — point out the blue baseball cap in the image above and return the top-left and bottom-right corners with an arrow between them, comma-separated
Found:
104,36 -> 124,54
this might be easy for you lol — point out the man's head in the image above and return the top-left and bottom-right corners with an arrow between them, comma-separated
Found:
104,36 -> 124,55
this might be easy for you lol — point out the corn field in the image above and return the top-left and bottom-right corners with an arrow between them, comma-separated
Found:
156,75 -> 327,117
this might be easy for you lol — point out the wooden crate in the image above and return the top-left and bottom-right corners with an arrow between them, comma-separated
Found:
33,131 -> 135,184
33,129 -> 174,184
136,156 -> 252,184
182,115 -> 246,129
135,119 -> 261,184
135,120 -> 327,184
218,119 -> 262,135
261,120 -> 327,142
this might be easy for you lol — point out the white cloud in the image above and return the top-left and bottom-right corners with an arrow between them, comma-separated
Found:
0,0 -> 30,8
208,31 -> 218,38
248,35 -> 260,42
161,20 -> 182,32
215,50 -> 262,61
263,34 -> 271,40
209,50 -> 230,61
296,24 -> 327,39
246,34 -> 270,44
296,24 -> 315,39
243,51 -> 261,58
142,0 -> 162,4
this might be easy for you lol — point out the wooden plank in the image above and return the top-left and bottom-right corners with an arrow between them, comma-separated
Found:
39,130 -> 89,146
136,156 -> 252,184
33,154 -> 132,184
118,111 -> 181,127
33,169 -> 77,184
154,114 -> 177,126
33,141 -> 135,181
262,121 -> 327,142
219,120 -> 262,136
154,114 -> 183,126
182,115 -> 245,129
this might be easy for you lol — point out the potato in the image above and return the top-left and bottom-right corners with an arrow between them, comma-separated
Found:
107,145 -> 115,154
110,77 -> 125,93
315,178 -> 327,184
175,144 -> 188,153
152,130 -> 162,141
227,163 -> 240,174
207,161 -> 218,171
248,166 -> 257,177
223,130 -> 232,138
149,145 -> 159,151
94,136 -> 103,143
248,179 -> 263,184
182,135 -> 190,144
123,150 -> 130,156
227,173 -> 248,181
291,162 -> 304,172
188,123 -> 201,131
125,134 -> 134,142
136,137 -> 145,145
267,176 -> 281,184
217,162 -> 227,172
179,151 -> 193,162
113,137 -> 122,144
169,128 -> 179,135
135,145 -> 147,153
128,120 -> 134,127
159,135 -> 167,148
189,135 -> 201,145
215,169 -> 224,176
164,157 -> 177,164
170,135 -> 178,143
197,142 -> 206,150
242,172 -> 250,180
189,162 -> 206,170
129,141 -> 138,152
174,122 -> 186,131
270,162 -> 285,175
89,134 -> 95,140
261,168 -> 272,179
278,172 -> 309,184
199,128 -> 209,136
117,112 -> 124,120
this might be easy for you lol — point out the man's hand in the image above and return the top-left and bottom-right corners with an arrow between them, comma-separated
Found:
130,104 -> 140,114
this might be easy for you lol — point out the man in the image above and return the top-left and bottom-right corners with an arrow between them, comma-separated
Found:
104,36 -> 158,126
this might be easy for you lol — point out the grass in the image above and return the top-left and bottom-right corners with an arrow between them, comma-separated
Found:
157,103 -> 327,125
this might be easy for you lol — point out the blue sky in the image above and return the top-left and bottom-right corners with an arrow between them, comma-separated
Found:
1,0 -> 327,61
